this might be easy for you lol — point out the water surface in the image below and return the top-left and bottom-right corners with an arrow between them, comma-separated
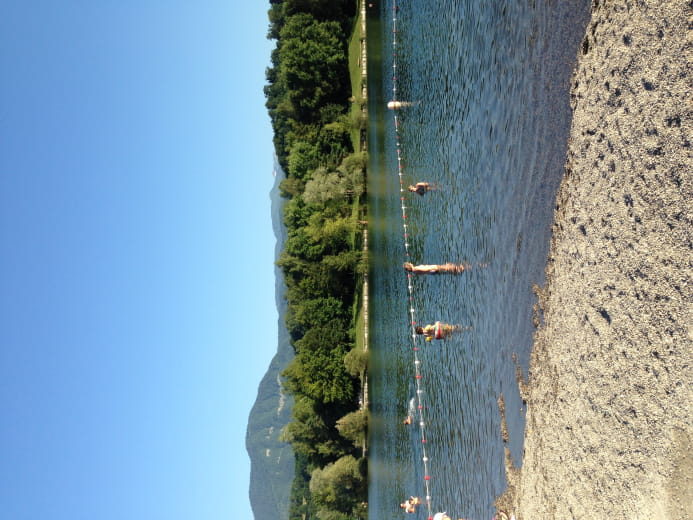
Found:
367,1 -> 590,518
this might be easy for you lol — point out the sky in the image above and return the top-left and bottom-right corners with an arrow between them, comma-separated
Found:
0,2 -> 276,519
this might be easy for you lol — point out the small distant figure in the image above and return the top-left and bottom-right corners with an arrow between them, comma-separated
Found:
416,322 -> 468,341
433,513 -> 451,520
403,262 -> 473,274
403,415 -> 412,425
408,182 -> 435,196
387,100 -> 414,109
400,497 -> 422,513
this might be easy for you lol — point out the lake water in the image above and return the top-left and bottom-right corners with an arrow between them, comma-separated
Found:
366,1 -> 590,518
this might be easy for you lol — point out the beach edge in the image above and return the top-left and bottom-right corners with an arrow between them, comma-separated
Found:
498,2 -> 692,519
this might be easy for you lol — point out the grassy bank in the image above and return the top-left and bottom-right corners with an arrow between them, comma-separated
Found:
349,0 -> 369,452
348,0 -> 368,344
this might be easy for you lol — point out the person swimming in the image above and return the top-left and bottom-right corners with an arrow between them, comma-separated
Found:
403,262 -> 473,274
407,182 -> 435,196
415,322 -> 468,341
400,497 -> 421,513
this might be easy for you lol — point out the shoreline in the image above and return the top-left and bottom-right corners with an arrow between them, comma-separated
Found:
356,0 -> 369,458
498,1 -> 692,519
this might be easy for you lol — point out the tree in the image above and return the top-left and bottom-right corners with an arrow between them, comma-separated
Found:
278,14 -> 348,118
303,168 -> 349,204
282,197 -> 313,229
336,410 -> 367,448
281,396 -> 330,460
317,120 -> 352,168
284,0 -> 354,21
309,456 -> 364,512
321,251 -> 360,274
319,103 -> 348,124
278,176 -> 303,198
343,346 -> 368,377
339,151 -> 367,176
317,511 -> 351,520
267,2 -> 285,40
291,297 -> 348,330
306,152 -> 367,201
285,229 -> 325,262
280,395 -> 351,467
305,214 -> 353,253
287,141 -> 319,179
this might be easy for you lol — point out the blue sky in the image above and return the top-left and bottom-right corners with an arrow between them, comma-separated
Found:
1,2 -> 276,518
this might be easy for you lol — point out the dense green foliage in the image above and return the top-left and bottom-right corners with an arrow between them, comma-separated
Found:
264,2 -> 368,519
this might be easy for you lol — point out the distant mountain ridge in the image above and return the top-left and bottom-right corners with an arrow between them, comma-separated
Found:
245,157 -> 294,520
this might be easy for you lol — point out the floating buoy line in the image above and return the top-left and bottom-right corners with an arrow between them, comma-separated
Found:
388,1 -> 439,519
386,4 -> 516,520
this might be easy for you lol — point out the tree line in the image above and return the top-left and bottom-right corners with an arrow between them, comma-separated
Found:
264,1 -> 368,519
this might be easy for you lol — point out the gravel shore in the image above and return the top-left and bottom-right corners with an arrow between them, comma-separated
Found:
498,2 -> 692,519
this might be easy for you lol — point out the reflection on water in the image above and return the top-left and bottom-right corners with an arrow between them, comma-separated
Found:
367,0 -> 589,518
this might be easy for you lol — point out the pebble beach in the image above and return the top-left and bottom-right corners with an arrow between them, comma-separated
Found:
497,1 -> 692,519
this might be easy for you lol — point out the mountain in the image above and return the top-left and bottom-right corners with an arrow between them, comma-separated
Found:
245,157 -> 295,520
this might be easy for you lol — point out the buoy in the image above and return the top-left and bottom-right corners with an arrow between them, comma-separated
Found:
387,100 -> 414,110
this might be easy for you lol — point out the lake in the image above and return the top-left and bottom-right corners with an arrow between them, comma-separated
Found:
366,0 -> 590,518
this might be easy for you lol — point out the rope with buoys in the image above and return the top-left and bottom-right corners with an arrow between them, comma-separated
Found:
387,4 -> 513,520
388,2 -> 439,519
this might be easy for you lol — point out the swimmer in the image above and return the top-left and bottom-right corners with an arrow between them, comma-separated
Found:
403,262 -> 473,274
415,322 -> 468,341
403,416 -> 412,425
400,500 -> 416,513
407,182 -> 435,196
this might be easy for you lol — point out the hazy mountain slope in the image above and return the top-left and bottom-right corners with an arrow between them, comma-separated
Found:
245,157 -> 294,520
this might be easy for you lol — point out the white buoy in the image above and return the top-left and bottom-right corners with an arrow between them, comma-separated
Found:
387,100 -> 414,109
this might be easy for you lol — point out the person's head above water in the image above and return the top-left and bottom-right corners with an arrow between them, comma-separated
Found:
407,182 -> 432,195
